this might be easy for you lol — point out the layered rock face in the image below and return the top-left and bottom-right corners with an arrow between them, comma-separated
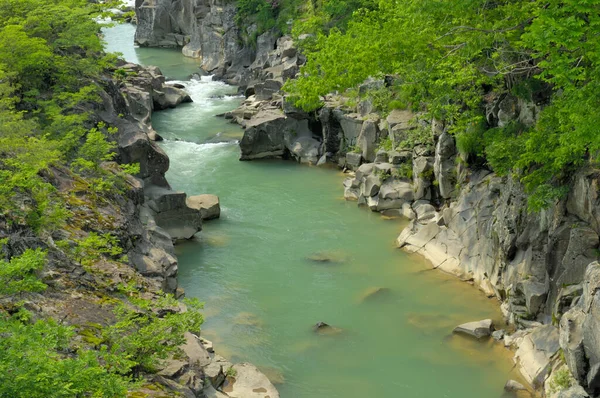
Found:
135,0 -> 254,83
97,61 -> 208,290
134,0 -> 305,87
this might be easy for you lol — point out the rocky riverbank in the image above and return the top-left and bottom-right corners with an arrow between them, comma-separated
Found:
2,52 -> 279,397
133,2 -> 600,396
220,35 -> 596,398
114,61 -> 280,398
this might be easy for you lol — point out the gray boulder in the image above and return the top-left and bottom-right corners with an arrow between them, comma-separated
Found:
375,150 -> 388,163
453,319 -> 493,339
504,379 -> 527,392
239,109 -> 322,164
413,201 -> 436,224
220,363 -> 280,398
187,194 -> 221,221
345,152 -> 362,169
559,308 -> 587,385
181,332 -> 211,368
204,355 -> 232,389
433,131 -> 456,199
412,151 -> 434,201
357,120 -> 379,162
379,179 -> 413,201
554,385 -> 590,398
145,185 -> 202,240
153,85 -> 192,110
386,109 -> 415,148
514,325 -> 560,387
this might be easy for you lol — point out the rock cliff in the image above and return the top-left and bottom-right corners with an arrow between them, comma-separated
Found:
135,0 -> 253,84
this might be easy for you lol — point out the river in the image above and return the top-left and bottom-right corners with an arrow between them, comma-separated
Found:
103,23 -> 523,398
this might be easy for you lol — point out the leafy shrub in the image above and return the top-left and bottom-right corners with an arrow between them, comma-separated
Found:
378,137 -> 393,152
393,163 -> 413,180
0,313 -> 132,398
0,248 -> 47,296
284,0 -> 600,210
104,295 -> 204,376
548,368 -> 573,394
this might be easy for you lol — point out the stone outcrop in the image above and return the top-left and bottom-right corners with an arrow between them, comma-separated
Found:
514,325 -> 560,387
104,60 -> 279,396
103,62 -> 204,242
221,363 -> 280,398
144,185 -> 203,240
187,194 -> 221,220
120,63 -> 192,125
239,108 -> 321,164
134,0 -> 286,85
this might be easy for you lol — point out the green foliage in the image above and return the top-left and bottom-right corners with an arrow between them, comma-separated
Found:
378,137 -> 393,152
0,249 -> 47,296
349,145 -> 362,154
71,125 -> 117,174
285,0 -> 600,210
226,367 -> 238,377
58,232 -> 123,267
0,313 -> 131,398
290,0 -> 377,38
236,0 -> 277,34
104,295 -> 204,376
548,368 -> 573,394
483,122 -> 526,176
454,118 -> 486,162
120,163 -> 141,176
393,163 -> 413,180
397,127 -> 434,150
0,0 -> 127,231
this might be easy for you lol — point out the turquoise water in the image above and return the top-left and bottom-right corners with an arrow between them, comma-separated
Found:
103,24 -> 524,398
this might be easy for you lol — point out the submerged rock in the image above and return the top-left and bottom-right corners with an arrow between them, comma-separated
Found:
313,322 -> 343,335
306,250 -> 347,264
359,287 -> 392,303
259,366 -> 286,385
452,319 -> 493,339
233,312 -> 263,328
504,379 -> 527,392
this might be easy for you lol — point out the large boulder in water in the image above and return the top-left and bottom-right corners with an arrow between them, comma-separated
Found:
239,109 -> 322,164
153,85 -> 192,110
452,319 -> 493,339
145,185 -> 202,240
186,194 -> 220,220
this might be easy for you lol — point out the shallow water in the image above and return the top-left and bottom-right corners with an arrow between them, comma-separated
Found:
104,24 -> 524,398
